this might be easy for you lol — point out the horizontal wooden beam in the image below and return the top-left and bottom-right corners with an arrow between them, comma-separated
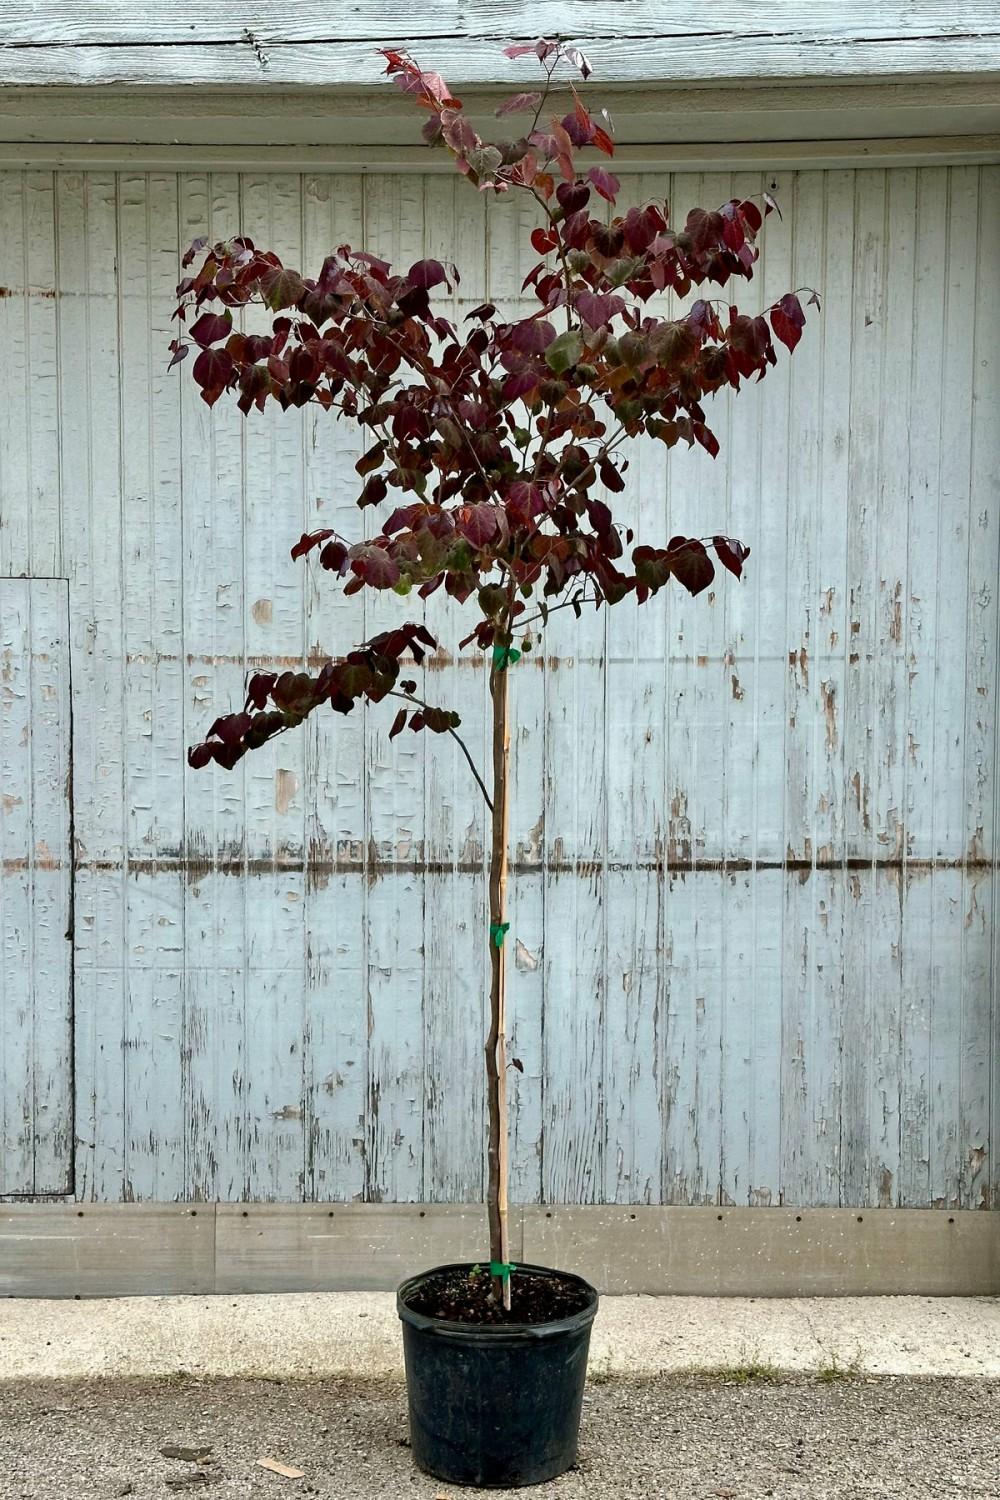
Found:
1,1203 -> 996,1298
0,136 -> 996,174
1,77 -> 995,154
2,1 -> 1000,90
3,2 -> 998,49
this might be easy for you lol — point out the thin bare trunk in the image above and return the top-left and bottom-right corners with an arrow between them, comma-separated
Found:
485,658 -> 511,1309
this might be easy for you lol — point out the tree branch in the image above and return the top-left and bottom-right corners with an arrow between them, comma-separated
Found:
518,586 -> 597,631
386,688 -> 493,812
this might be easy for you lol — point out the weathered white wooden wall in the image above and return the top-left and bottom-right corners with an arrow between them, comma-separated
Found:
0,165 -> 996,1209
1,3 -> 997,84
0,578 -> 72,1195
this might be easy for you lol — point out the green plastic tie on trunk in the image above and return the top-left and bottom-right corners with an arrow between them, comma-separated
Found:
492,644 -> 521,671
490,1261 -> 517,1282
489,920 -> 510,948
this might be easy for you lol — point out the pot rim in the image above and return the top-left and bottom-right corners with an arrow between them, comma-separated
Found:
396,1260 -> 599,1343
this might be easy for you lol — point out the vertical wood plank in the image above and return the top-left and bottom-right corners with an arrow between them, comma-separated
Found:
839,168 -> 886,1204
602,171 -> 669,1206
898,166 -> 948,1208
488,185 -> 545,1206
971,166 -> 1000,1212
54,170 -> 129,1201
23,172 -> 61,578
118,168 -> 186,1200
178,170 -> 248,1201
237,170 -> 309,1202
927,167 -> 978,1207
300,172 -> 368,1203
778,170 -> 830,1205
361,173 -> 426,1203
717,169 -> 763,1207
0,579 -> 72,1194
0,173 -> 30,577
747,167 -> 796,1205
955,164 -> 995,1210
421,172 -> 488,1205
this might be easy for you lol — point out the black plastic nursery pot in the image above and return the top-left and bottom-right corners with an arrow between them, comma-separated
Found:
397,1262 -> 599,1489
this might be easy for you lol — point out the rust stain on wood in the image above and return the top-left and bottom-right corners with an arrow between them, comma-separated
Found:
17,852 -> 992,881
0,285 -> 58,298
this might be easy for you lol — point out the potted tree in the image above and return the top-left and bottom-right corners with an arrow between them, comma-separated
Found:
174,39 -> 814,1489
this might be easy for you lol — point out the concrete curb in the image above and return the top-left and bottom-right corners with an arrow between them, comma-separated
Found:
2,1294 -> 999,1382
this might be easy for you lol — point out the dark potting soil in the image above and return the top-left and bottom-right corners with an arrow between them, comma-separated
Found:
405,1267 -> 591,1326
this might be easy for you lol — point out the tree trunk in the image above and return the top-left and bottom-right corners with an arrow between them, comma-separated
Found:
485,658 -> 511,1309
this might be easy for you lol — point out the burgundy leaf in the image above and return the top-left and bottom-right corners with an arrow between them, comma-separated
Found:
769,308 -> 797,352
555,181 -> 590,215
587,166 -> 620,204
587,498 -> 613,534
632,545 -> 672,597
246,671 -> 277,710
562,43 -> 593,79
383,502 -> 423,535
356,442 -> 386,476
510,318 -> 556,354
770,292 -> 805,352
530,226 -> 559,255
351,545 -> 401,589
182,236 -> 209,270
592,123 -> 615,157
495,90 -> 543,117
455,503 -> 499,548
258,266 -> 307,311
713,535 -> 751,578
319,539 -> 349,574
692,421 -> 720,458
573,291 -> 607,329
667,537 -> 715,595
291,529 -> 335,560
358,474 -> 388,509
190,311 -> 233,347
192,347 -> 234,404
407,258 -> 448,289
389,707 -> 408,739
598,456 -> 625,493
506,480 -> 545,526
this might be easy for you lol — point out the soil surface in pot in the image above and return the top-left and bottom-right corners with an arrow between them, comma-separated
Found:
406,1267 -> 591,1325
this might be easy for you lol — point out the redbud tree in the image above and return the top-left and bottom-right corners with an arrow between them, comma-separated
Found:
174,40 -> 816,1308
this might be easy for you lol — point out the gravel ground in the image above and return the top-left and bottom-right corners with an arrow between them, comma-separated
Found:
1,1373 -> 997,1499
